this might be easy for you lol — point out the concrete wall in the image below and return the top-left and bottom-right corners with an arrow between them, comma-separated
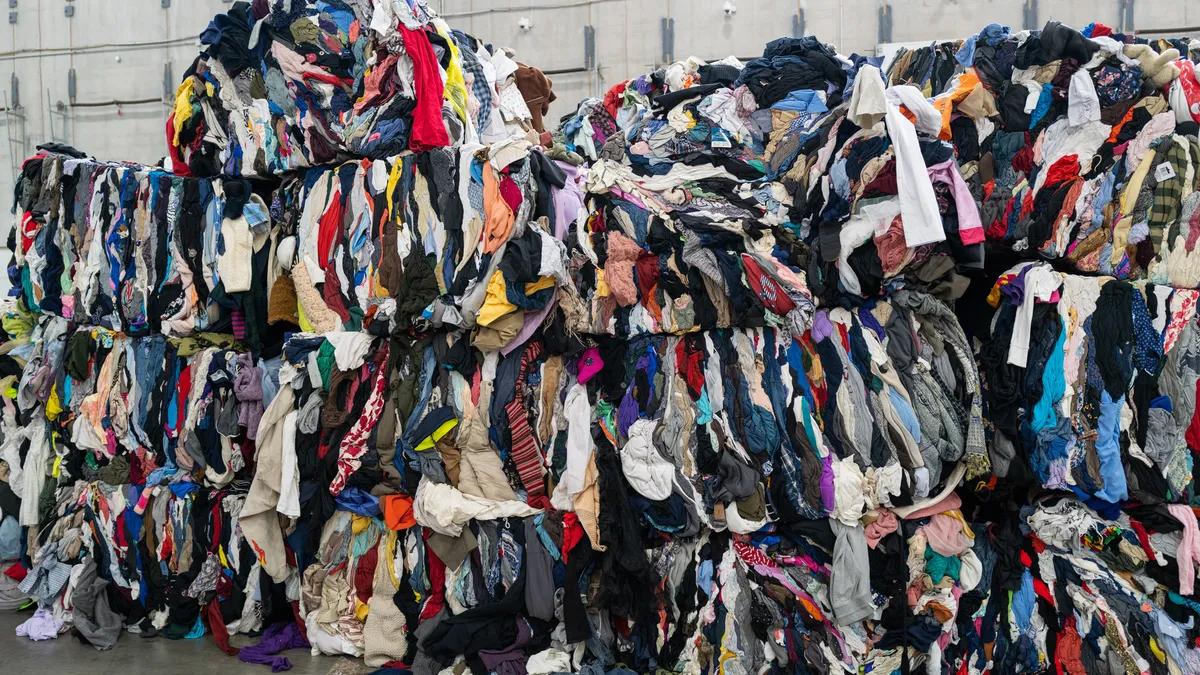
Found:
0,0 -> 1195,256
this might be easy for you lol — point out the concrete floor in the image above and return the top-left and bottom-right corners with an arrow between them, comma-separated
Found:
0,609 -> 345,675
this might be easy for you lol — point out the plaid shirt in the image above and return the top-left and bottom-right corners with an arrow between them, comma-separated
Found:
1148,138 -> 1187,257
451,30 -> 493,132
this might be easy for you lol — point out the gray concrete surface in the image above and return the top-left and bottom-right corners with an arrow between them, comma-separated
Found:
0,608 -> 341,675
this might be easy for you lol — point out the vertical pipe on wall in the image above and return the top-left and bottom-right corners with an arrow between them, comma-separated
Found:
34,0 -> 44,139
68,4 -> 74,144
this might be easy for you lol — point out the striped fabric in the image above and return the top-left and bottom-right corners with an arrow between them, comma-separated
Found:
506,341 -> 546,501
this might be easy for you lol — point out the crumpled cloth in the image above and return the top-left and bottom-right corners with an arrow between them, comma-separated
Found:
72,556 -> 123,650
15,608 -> 63,641
239,622 -> 311,672
864,508 -> 899,549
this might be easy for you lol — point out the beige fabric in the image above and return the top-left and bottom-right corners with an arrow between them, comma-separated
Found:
292,261 -> 340,333
363,533 -> 408,667
455,394 -> 519,501
573,453 -> 606,551
239,385 -> 296,582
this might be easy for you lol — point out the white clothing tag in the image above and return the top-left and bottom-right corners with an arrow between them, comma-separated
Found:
710,128 -> 732,149
1156,162 -> 1177,182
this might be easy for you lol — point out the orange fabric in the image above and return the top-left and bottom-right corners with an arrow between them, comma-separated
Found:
931,71 -> 982,140
482,167 -> 514,255
381,494 -> 417,530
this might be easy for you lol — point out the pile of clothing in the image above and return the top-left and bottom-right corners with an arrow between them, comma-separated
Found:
8,15 -> 1200,675
555,34 -> 987,310
11,476 -> 310,661
231,286 -> 990,671
11,149 -> 286,348
170,0 -> 556,178
0,317 -> 311,654
14,137 -> 585,355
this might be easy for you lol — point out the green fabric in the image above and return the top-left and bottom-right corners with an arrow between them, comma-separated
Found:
317,339 -> 337,391
290,17 -> 320,45
925,545 -> 961,583
1151,137 -> 1187,251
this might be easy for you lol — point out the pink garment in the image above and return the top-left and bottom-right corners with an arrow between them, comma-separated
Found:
900,492 -> 962,521
927,160 -> 984,245
1167,504 -> 1200,595
577,347 -> 604,384
604,232 -> 642,307
921,514 -> 970,557
864,508 -> 899,549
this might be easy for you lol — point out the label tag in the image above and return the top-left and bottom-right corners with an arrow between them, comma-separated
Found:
1156,162 -> 1177,182
711,128 -> 732,149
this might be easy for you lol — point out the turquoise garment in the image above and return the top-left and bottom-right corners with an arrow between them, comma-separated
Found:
925,545 -> 961,583
1031,316 -> 1067,432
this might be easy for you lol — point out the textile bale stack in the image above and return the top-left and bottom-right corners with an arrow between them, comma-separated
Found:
4,8 -> 1200,675
547,16 -> 1200,675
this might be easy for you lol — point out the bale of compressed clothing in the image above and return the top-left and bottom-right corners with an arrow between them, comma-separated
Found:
169,0 -> 554,178
554,20 -> 1200,302
14,139 -> 584,351
229,276 -> 988,671
11,478 -> 300,652
975,261 -> 1200,506
268,140 -> 585,353
0,319 -> 305,651
553,42 -> 985,318
11,150 -> 287,352
942,494 -> 1200,675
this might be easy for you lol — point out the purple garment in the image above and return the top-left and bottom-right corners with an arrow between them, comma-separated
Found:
811,310 -> 833,343
820,453 -> 836,516
16,608 -> 62,641
856,306 -> 887,341
478,618 -> 531,675
501,296 -> 557,358
238,622 -> 310,672
552,163 -> 587,240
926,160 -> 983,242
1001,265 -> 1030,306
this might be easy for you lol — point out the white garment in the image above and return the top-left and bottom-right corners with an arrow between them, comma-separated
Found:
839,198 -> 902,296
1007,263 -> 1063,367
848,65 -> 887,129
725,500 -> 769,534
527,649 -> 573,675
324,332 -> 374,370
883,84 -> 945,247
620,419 -> 674,500
831,456 -> 868,526
562,383 -> 594,499
19,418 -> 49,526
1068,68 -> 1101,126
413,479 -> 540,537
277,410 -> 301,519
889,85 -> 943,136
306,611 -> 363,657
